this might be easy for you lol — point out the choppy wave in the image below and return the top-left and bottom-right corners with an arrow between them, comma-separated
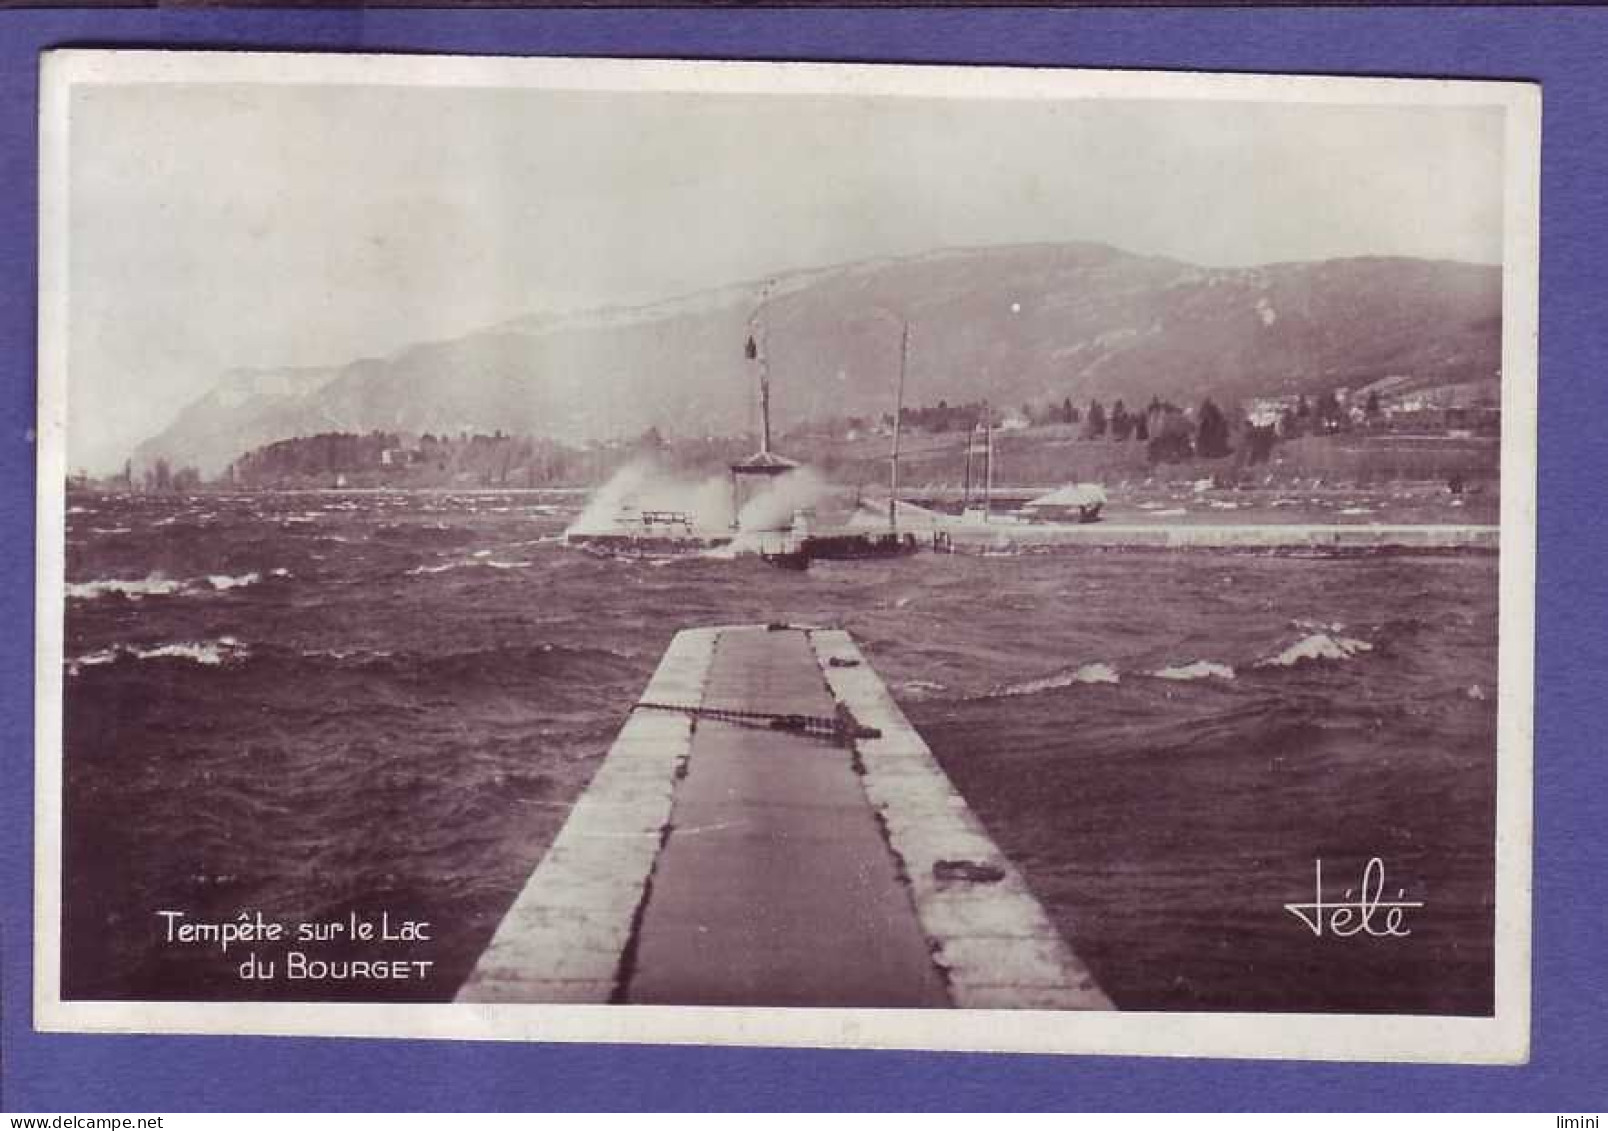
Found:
67,576 -> 187,600
67,636 -> 250,675
995,662 -> 1121,697
58,489 -> 1501,1011
300,647 -> 396,662
334,642 -> 639,691
1151,660 -> 1236,681
406,558 -> 535,576
1257,632 -> 1373,668
67,570 -> 287,600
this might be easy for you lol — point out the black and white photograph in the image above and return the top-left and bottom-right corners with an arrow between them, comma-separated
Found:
35,51 -> 1537,1062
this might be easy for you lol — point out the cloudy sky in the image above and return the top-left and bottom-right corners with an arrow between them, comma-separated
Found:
63,73 -> 1505,473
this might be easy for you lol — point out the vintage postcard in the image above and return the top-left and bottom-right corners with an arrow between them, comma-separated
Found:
35,50 -> 1537,1062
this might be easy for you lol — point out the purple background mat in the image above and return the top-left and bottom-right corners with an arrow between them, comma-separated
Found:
2,7 -> 1602,1112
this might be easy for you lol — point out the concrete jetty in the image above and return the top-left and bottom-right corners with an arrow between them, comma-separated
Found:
850,497 -> 1498,553
458,624 -> 1109,1010
941,521 -> 1500,553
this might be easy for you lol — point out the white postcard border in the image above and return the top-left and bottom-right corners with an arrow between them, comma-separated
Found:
33,49 -> 1540,1064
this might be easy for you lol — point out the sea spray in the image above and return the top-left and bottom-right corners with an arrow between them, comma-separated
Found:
567,461 -> 834,552
564,461 -> 734,537
711,468 -> 835,557
736,467 -> 829,532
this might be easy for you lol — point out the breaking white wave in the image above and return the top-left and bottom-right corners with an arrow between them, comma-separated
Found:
999,662 -> 1121,696
1151,660 -> 1236,682
1144,508 -> 1189,518
66,636 -> 250,676
900,678 -> 948,699
1258,632 -> 1373,668
1070,662 -> 1121,685
138,639 -> 249,665
66,576 -> 187,600
68,570 -> 285,600
66,648 -> 121,673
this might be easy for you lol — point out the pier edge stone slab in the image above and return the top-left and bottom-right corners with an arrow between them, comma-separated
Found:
943,521 -> 1498,555
810,629 -> 1114,1011
454,628 -> 718,1004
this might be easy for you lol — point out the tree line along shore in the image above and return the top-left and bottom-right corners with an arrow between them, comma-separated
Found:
81,392 -> 1499,495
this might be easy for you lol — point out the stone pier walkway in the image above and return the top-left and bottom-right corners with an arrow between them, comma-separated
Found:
624,627 -> 948,1007
457,623 -> 1109,1011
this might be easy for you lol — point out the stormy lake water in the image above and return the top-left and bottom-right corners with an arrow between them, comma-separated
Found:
60,489 -> 1498,1013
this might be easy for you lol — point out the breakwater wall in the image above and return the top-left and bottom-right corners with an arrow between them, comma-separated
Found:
942,522 -> 1499,553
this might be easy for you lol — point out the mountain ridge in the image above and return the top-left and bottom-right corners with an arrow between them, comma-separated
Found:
133,242 -> 1502,476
